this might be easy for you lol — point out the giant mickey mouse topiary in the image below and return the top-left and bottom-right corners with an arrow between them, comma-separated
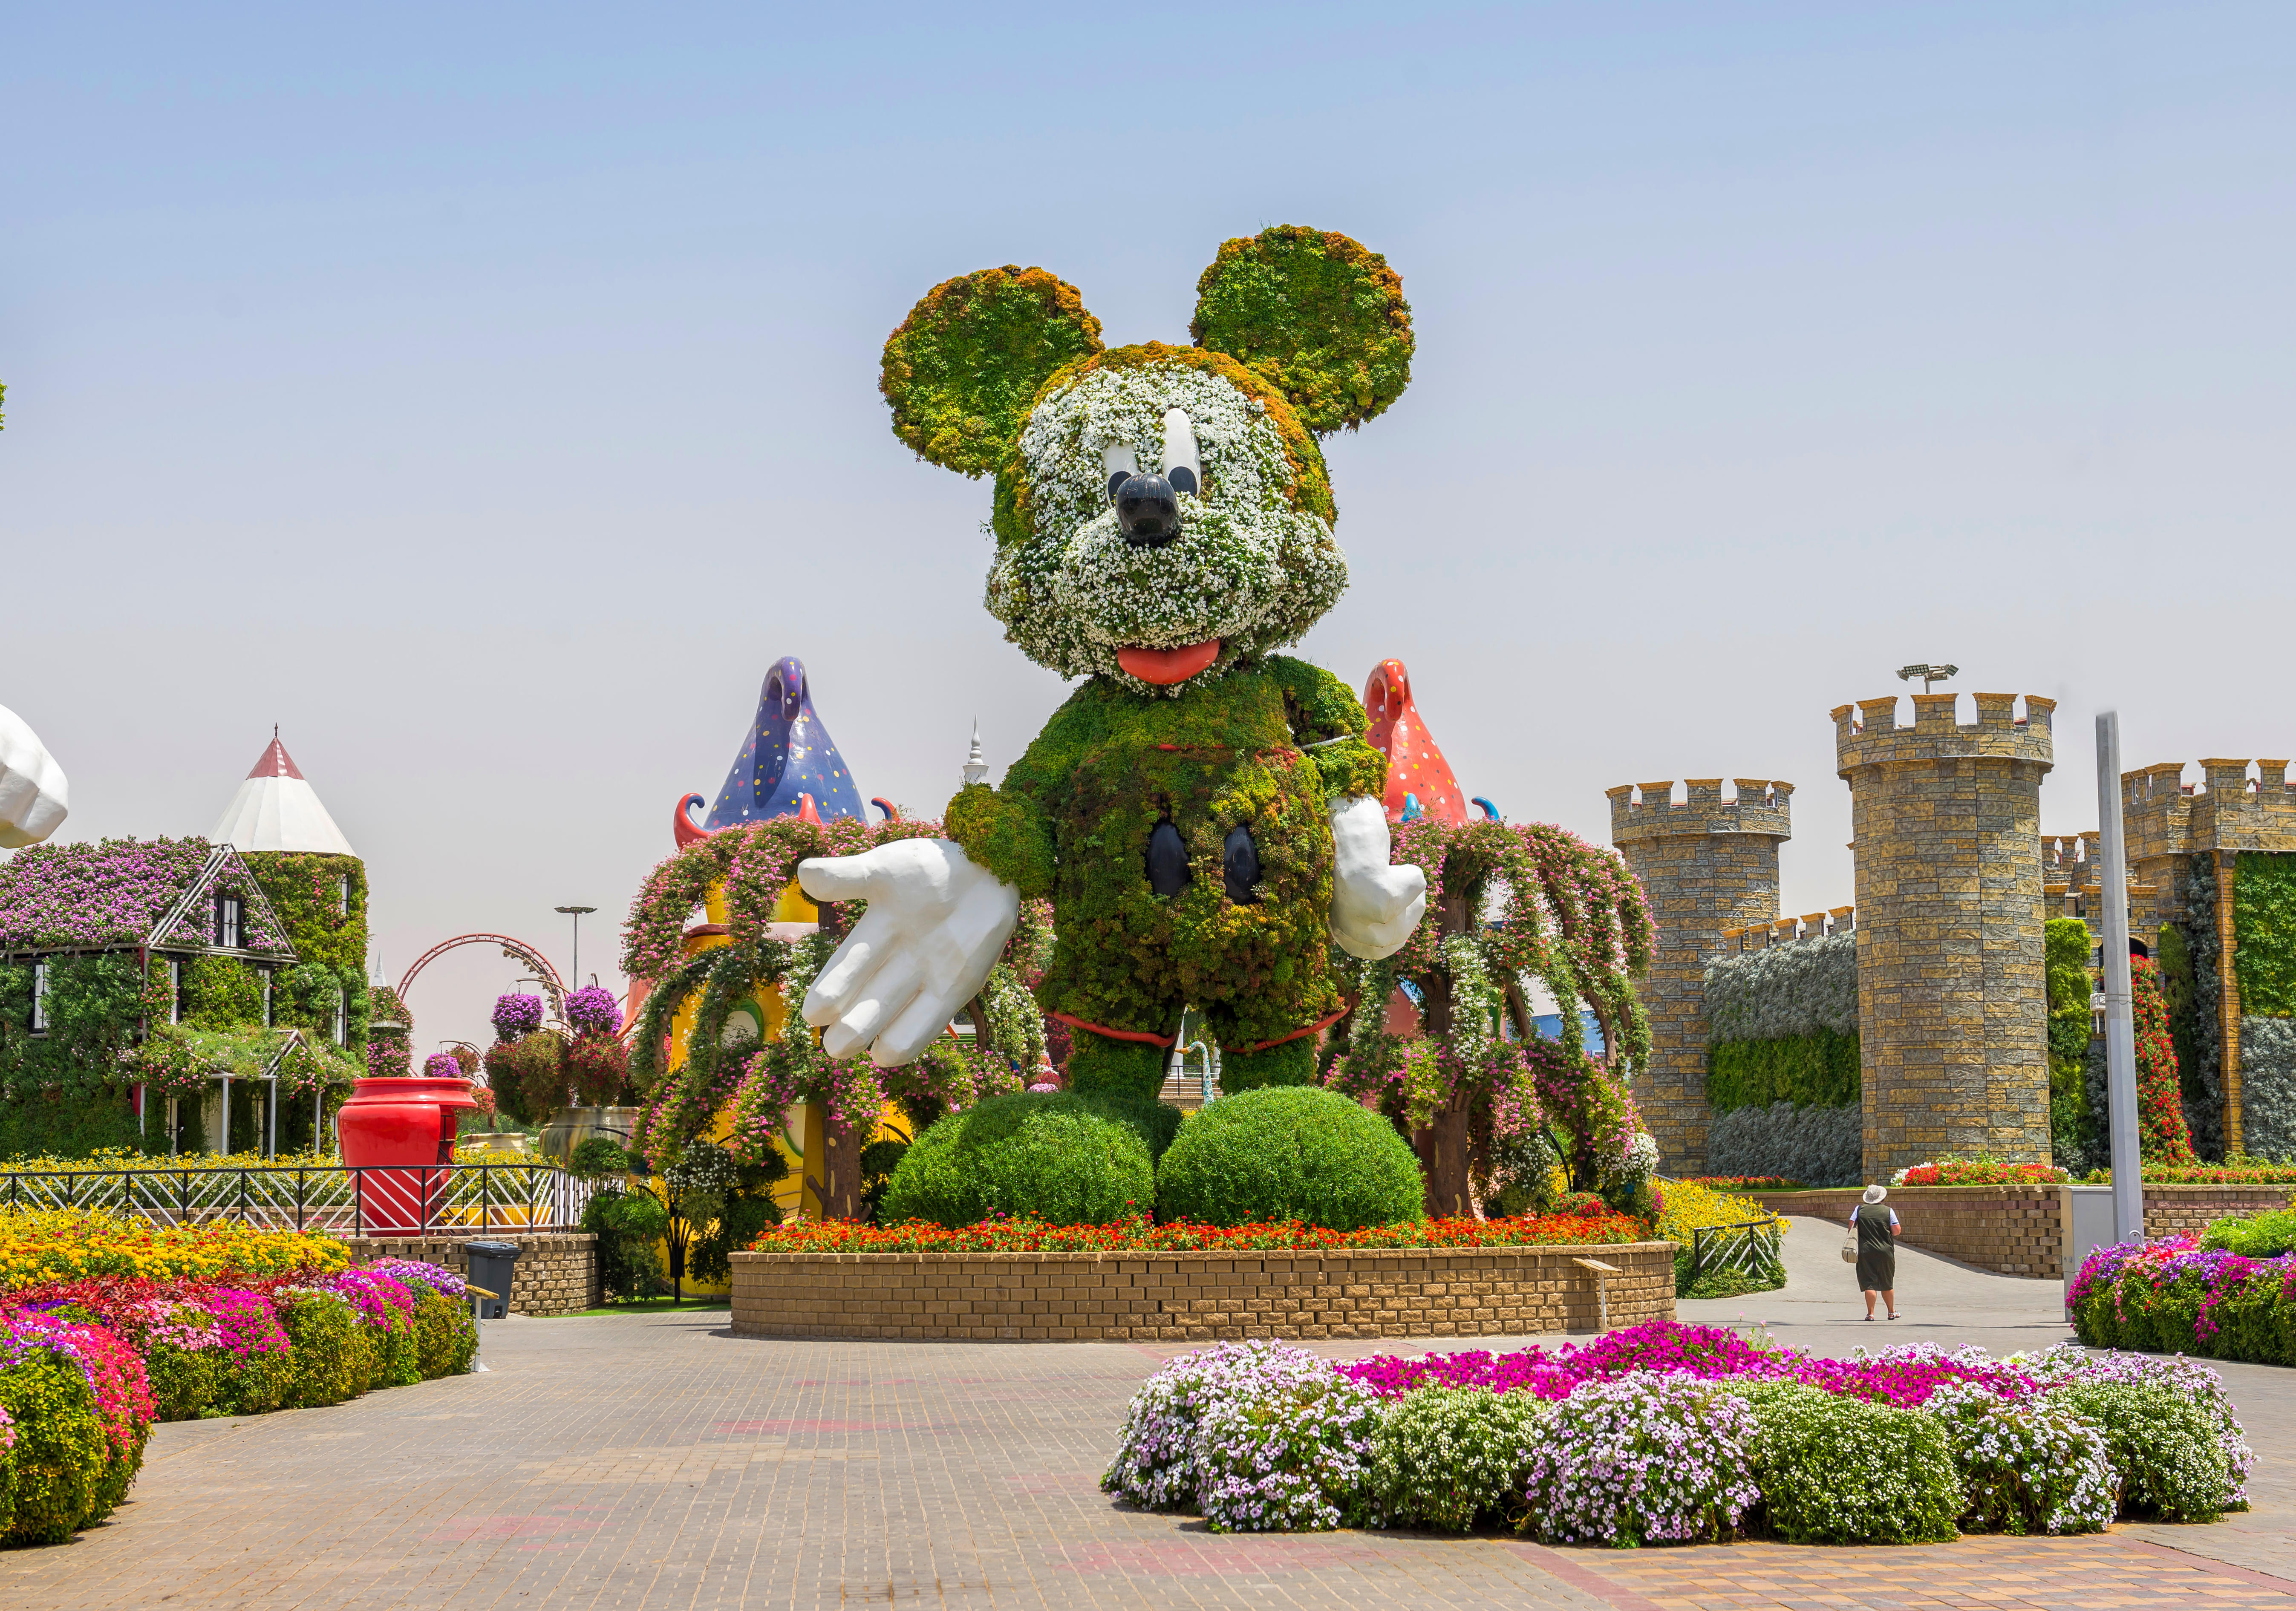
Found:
797,228 -> 1429,1115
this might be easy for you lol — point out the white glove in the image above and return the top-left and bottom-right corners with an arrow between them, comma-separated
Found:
1328,795 -> 1425,959
0,705 -> 69,850
797,837 -> 1021,1067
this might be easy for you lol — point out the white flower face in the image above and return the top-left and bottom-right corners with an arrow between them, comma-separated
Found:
987,358 -> 1347,696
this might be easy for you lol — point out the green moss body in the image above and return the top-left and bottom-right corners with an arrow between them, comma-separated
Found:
947,657 -> 1382,1064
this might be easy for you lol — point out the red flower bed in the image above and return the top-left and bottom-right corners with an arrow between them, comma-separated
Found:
1893,1159 -> 2071,1187
747,1207 -> 1647,1254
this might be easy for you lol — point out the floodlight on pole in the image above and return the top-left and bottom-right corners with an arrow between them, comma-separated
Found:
554,906 -> 597,994
1895,663 -> 1961,694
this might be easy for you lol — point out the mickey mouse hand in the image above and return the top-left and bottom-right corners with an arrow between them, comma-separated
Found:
797,838 -> 1021,1067
0,704 -> 69,850
1328,795 -> 1426,959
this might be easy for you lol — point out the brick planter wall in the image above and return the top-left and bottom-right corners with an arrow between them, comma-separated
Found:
349,1233 -> 601,1315
1745,1183 -> 2296,1279
730,1242 -> 1675,1343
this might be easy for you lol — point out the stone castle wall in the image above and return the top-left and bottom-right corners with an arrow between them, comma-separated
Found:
1834,692 -> 2056,1181
1608,779 -> 1791,1176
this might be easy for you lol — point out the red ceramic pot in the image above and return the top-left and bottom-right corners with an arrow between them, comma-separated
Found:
338,1077 -> 481,1233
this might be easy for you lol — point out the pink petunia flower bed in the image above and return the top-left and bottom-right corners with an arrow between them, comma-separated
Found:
1103,1321 -> 2252,1544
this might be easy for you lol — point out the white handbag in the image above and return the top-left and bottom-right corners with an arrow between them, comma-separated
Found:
1840,1210 -> 1860,1263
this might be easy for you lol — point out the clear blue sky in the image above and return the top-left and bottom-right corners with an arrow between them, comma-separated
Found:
5,4 -> 2291,1055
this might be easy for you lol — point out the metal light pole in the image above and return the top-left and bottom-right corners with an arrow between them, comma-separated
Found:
554,905 -> 597,992
2095,712 -> 2143,1242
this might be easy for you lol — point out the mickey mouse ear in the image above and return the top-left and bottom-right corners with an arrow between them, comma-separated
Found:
880,266 -> 1104,476
1190,228 -> 1413,435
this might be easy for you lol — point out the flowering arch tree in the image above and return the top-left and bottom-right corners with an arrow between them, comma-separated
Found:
619,814 -> 1050,1218
1325,817 -> 1657,1218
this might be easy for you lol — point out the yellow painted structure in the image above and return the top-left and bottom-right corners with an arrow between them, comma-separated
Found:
655,877 -> 909,1295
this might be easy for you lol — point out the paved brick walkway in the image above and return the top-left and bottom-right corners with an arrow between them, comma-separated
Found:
0,1244 -> 2288,1608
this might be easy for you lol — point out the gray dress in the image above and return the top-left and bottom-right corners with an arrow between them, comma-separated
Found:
1853,1203 -> 1895,1291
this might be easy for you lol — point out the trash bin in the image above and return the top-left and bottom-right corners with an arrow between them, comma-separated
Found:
465,1239 -> 520,1320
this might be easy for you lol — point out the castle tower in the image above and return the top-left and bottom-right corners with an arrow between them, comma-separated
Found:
1833,692 -> 2055,1179
1607,778 -> 1794,1174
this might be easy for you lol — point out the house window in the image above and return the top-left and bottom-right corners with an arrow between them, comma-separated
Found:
217,895 -> 243,949
333,988 -> 346,1047
169,959 -> 184,1026
338,873 -> 351,914
262,969 -> 274,1028
30,962 -> 47,1033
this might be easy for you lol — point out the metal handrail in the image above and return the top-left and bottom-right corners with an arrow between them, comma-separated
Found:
1687,1215 -> 1783,1279
0,1163 -> 593,1237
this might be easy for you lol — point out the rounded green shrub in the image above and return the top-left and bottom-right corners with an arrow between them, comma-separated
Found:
1368,1385 -> 1547,1531
1154,1086 -> 1424,1230
1739,1383 -> 1959,1544
880,1093 -> 1155,1227
2054,1378 -> 2237,1521
412,1288 -> 478,1378
0,1352 -> 107,1546
144,1342 -> 221,1421
274,1292 -> 368,1409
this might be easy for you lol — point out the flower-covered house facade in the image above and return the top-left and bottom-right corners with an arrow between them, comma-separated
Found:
0,825 -> 363,1159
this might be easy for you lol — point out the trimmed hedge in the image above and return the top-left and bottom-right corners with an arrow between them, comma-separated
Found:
1705,1029 -> 1859,1113
1740,1382 -> 1959,1545
1154,1086 -> 1424,1231
880,1093 -> 1156,1228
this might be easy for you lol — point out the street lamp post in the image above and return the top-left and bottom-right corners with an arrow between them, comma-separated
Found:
554,905 -> 597,994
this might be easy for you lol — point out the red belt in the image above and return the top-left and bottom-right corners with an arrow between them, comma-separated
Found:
1050,1004 -> 1351,1057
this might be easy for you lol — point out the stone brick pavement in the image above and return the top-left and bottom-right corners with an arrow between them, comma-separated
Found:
0,1268 -> 2290,1609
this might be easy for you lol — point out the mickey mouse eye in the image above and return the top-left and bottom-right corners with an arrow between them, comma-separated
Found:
1103,444 -> 1138,505
1161,408 -> 1200,497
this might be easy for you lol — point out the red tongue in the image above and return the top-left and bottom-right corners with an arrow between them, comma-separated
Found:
1117,640 -> 1221,686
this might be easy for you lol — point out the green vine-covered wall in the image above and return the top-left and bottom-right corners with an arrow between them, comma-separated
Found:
2234,850 -> 2296,1018
2045,916 -> 2095,1168
1701,933 -> 1860,1115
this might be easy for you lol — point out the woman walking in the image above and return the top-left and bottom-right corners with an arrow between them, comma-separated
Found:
1852,1184 -> 1900,1320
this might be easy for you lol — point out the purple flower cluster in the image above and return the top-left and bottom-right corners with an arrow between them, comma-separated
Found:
565,985 -> 622,1037
1336,1322 -> 2038,1409
0,836 -> 213,948
421,1052 -> 464,1080
491,993 -> 545,1042
364,1257 -> 468,1299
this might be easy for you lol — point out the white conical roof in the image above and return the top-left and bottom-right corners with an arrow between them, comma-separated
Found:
208,731 -> 358,856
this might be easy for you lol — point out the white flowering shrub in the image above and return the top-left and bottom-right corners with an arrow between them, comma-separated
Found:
2010,1344 -> 2255,1518
989,360 -> 1347,694
1520,1373 -> 1760,1546
1737,1383 -> 1959,1544
1923,1380 -> 2114,1535
1195,1375 -> 1382,1533
1702,933 -> 1858,1041
2238,1015 -> 2296,1162
1099,1341 -> 1337,1511
1707,1100 -> 1862,1188
1367,1385 -> 1549,1532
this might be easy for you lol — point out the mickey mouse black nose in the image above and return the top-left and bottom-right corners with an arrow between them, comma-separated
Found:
1115,471 -> 1181,548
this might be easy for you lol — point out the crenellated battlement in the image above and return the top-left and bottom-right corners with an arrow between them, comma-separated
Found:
1607,777 -> 1793,845
2120,758 -> 2296,863
1832,692 -> 2056,777
1719,905 -> 1855,953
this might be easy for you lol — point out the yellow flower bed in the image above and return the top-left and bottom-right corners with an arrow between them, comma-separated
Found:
0,1147 -> 344,1173
1655,1179 -> 1787,1247
0,1207 -> 350,1292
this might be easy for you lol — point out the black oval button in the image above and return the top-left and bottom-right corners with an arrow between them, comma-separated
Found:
1147,819 -> 1191,897
1222,824 -> 1261,905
